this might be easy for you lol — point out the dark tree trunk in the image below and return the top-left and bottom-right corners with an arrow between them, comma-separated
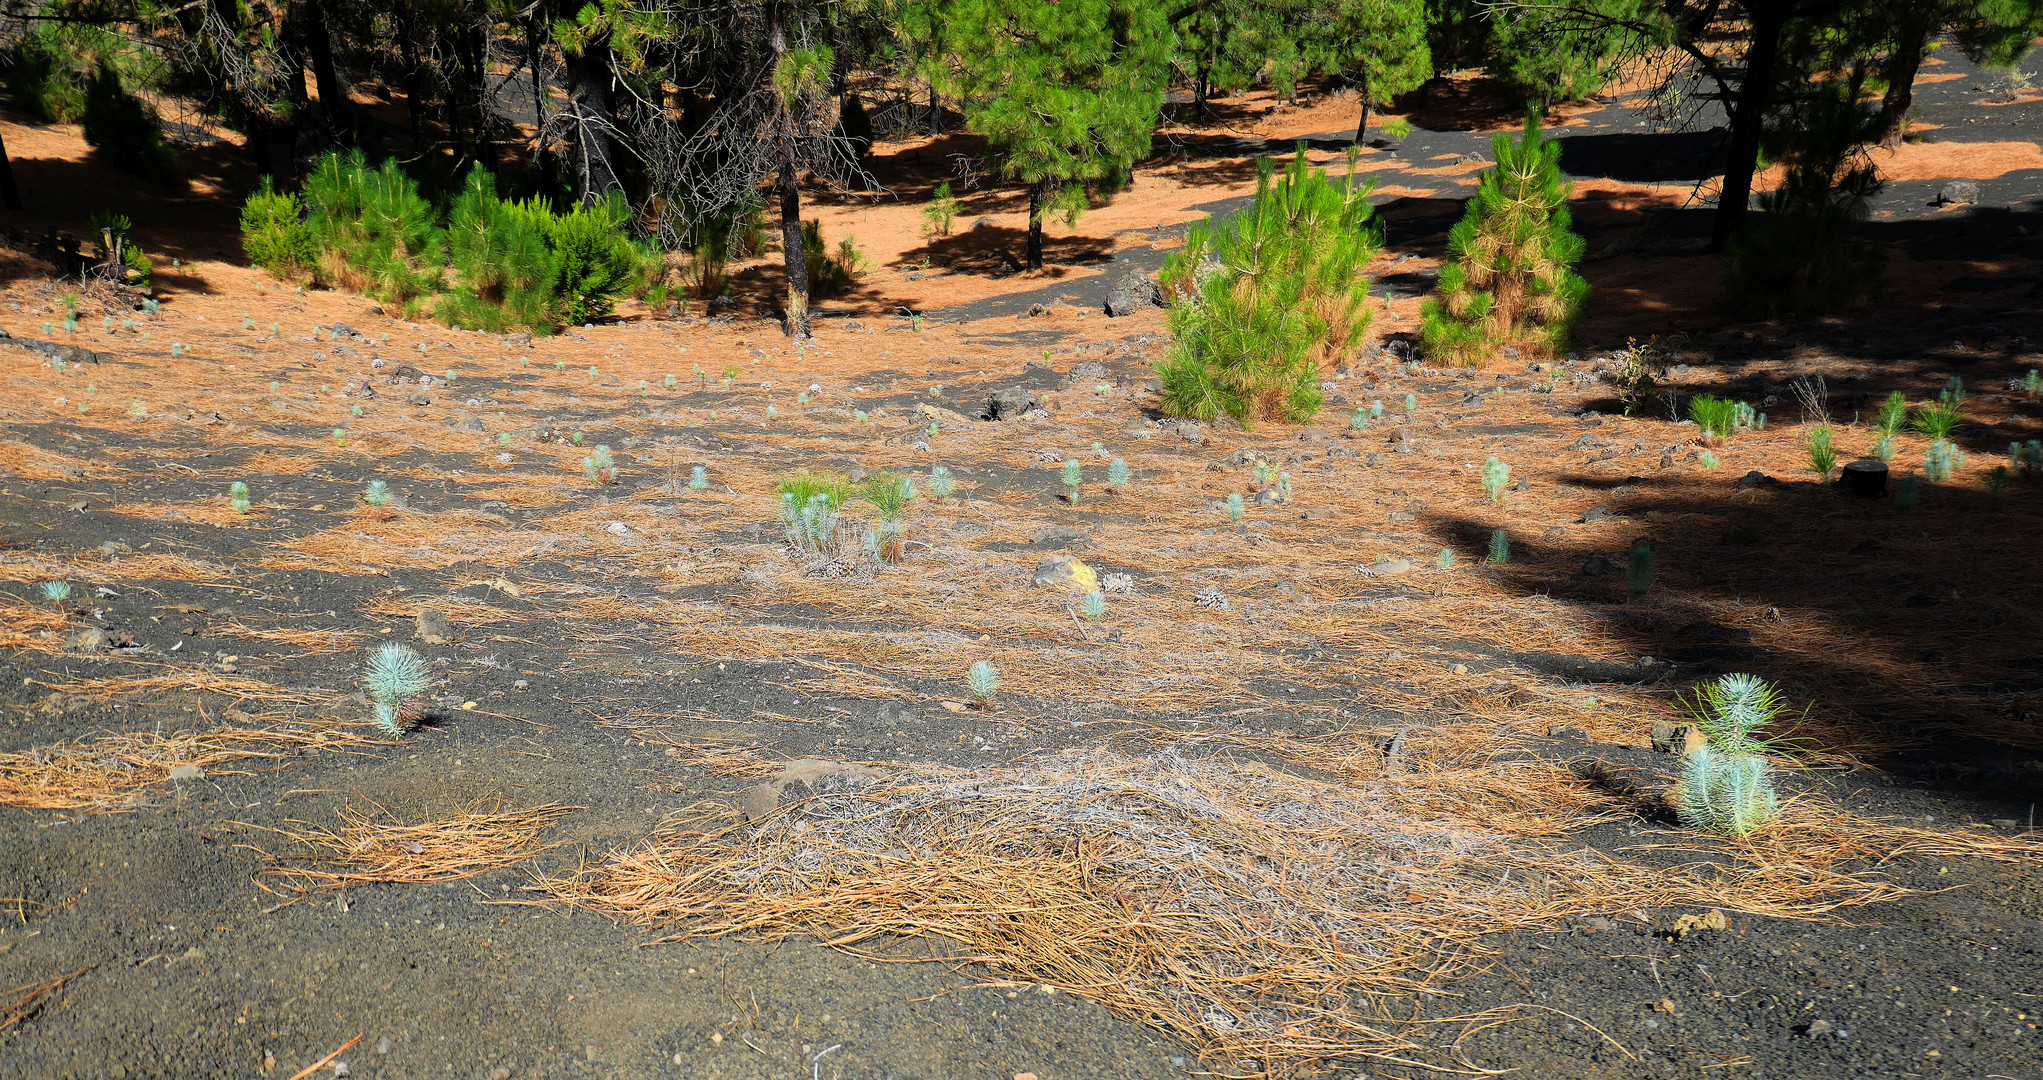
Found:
928,84 -> 941,135
1712,2 -> 1790,250
302,0 -> 349,142
1354,84 -> 1371,144
525,17 -> 550,169
395,2 -> 426,151
457,20 -> 489,165
560,38 -> 624,203
1025,178 -> 1052,271
1877,14 -> 1930,147
1194,64 -> 1209,115
778,161 -> 810,336
0,129 -> 22,211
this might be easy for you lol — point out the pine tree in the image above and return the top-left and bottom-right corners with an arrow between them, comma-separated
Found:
1420,117 -> 1587,366
945,0 -> 1173,271
1319,0 -> 1432,142
1487,0 -> 1638,107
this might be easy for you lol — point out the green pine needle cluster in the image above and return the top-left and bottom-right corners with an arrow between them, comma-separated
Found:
966,659 -> 1000,703
1158,147 -> 1379,429
1675,673 -> 1790,837
1421,118 -> 1588,367
364,641 -> 431,736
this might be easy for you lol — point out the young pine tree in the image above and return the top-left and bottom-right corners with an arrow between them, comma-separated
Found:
440,167 -> 559,332
1420,117 -> 1588,366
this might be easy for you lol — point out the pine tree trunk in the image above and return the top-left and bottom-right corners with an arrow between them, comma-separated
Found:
1877,15 -> 1930,148
396,2 -> 426,151
525,16 -> 549,170
928,84 -> 942,135
1712,2 -> 1789,251
1025,178 -> 1050,271
302,0 -> 348,142
1353,83 -> 1371,144
561,38 -> 624,203
779,161 -> 810,337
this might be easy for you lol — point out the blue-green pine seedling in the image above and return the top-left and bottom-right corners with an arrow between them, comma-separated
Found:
242,317 -> 254,329
966,659 -> 999,704
41,322 -> 51,334
1940,376 -> 1964,404
363,479 -> 392,509
40,580 -> 71,604
1677,746 -> 1778,837
638,380 -> 648,395
104,316 -> 114,330
1487,528 -> 1510,564
143,298 -> 159,314
128,400 -> 148,419
1351,409 -> 1368,432
854,410 -> 869,423
333,427 -> 347,447
170,343 -> 182,357
1370,400 -> 1384,420
664,373 -> 677,390
63,315 -> 77,333
1080,591 -> 1106,620
498,432 -> 512,447
230,481 -> 251,514
928,466 -> 956,500
1989,464 -> 2009,503
689,465 -> 710,491
269,380 -> 280,392
1896,472 -> 1920,512
768,405 -> 778,420
1627,540 -> 1654,598
1481,457 -> 1509,503
587,366 -> 599,379
1254,459 -> 1276,486
1871,435 -> 1894,463
584,445 -> 616,485
1924,439 -> 1960,482
271,322 -> 281,334
1436,548 -> 1456,569
1107,458 -> 1130,491
1699,450 -> 1721,470
364,641 -> 431,736
51,357 -> 64,373
1277,472 -> 1292,501
797,392 -> 809,405
351,404 -> 363,417
1062,459 -> 1082,503
929,386 -> 943,398
1403,393 -> 1417,418
1226,493 -> 1244,524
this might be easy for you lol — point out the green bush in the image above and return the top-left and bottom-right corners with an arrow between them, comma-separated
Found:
537,193 -> 655,325
1421,117 -> 1587,366
1687,395 -> 1739,440
439,167 -> 558,332
304,150 -> 445,308
79,64 -> 178,183
240,178 -> 317,282
1158,146 -> 1379,428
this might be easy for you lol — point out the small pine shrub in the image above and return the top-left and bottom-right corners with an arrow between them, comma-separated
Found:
782,493 -> 845,555
1626,539 -> 1654,598
1061,459 -> 1082,503
1421,117 -> 1588,366
1699,450 -> 1720,470
1402,393 -> 1416,418
438,168 -> 558,333
1157,147 -> 1379,428
802,220 -> 865,301
1875,390 -> 1908,436
1677,747 -> 1778,837
928,466 -> 956,500
1481,456 -> 1509,503
1108,458 -> 1130,492
1487,528 -> 1510,564
1911,397 -> 1962,440
1870,435 -> 1895,463
229,481 -> 250,514
363,641 -> 431,736
1923,439 -> 1961,482
241,178 -> 316,281
1805,425 -> 1837,482
966,660 -> 1000,706
1688,395 -> 1739,441
541,193 -> 655,325
304,150 -> 444,308
920,181 -> 959,239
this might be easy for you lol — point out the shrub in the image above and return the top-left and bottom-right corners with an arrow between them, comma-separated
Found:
1911,398 -> 1962,440
1421,117 -> 1587,366
920,181 -> 959,239
304,150 -> 444,307
538,193 -> 654,325
863,471 -> 914,522
1688,395 -> 1739,441
1486,528 -> 1510,564
782,492 -> 845,556
1721,84 -> 1884,317
79,63 -> 178,183
241,178 -> 316,281
438,167 -> 559,332
1805,425 -> 1837,481
1158,146 -> 1379,428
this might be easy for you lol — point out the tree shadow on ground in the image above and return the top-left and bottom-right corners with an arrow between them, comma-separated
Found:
1394,75 -> 1533,134
891,223 -> 1113,278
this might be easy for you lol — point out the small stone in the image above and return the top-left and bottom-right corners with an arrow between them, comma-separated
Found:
1802,1019 -> 1835,1037
64,627 -> 109,652
513,679 -> 529,691
168,764 -> 204,782
941,700 -> 967,712
488,1068 -> 511,1079
376,1037 -> 392,1055
1031,554 -> 1099,595
1581,506 -> 1612,523
741,784 -> 782,822
415,609 -> 457,645
406,392 -> 430,406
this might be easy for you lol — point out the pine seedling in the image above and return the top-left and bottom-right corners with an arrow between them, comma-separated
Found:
570,432 -> 584,446
1403,392 -> 1417,418
363,641 -> 432,736
1939,376 -> 1965,403
664,373 -> 677,390
797,392 -> 810,406
864,471 -> 913,522
769,405 -> 779,420
230,481 -> 251,514
1277,471 -> 1292,501
128,400 -> 148,420
688,465 -> 710,491
1688,396 -> 1739,442
584,445 -> 616,486
966,659 -> 999,708
1061,459 -> 1082,503
143,298 -> 158,315
1108,458 -> 1130,493
1875,391 -> 1908,436
1226,492 -> 1244,524
1437,548 -> 1456,569
1351,409 -> 1368,433
363,479 -> 393,514
1923,439 -> 1961,482
1805,425 -> 1837,482
1871,435 -> 1895,462
928,466 -> 956,500
1080,590 -> 1106,620
1895,472 -> 1920,513
1699,450 -> 1721,470
333,427 -> 347,447
2023,369 -> 2041,397
170,343 -> 183,357
40,580 -> 72,605
63,315 -> 77,333
1989,464 -> 2009,505
1370,400 -> 1384,420
1684,673 -> 1788,755
854,410 -> 868,424
1487,528 -> 1510,564
587,366 -> 599,380
925,420 -> 939,438
1912,398 -> 1962,440
1677,746 -> 1778,837
1626,539 -> 1654,598
498,432 -> 512,447
638,380 -> 648,395
1481,456 -> 1510,503
1254,459 -> 1277,486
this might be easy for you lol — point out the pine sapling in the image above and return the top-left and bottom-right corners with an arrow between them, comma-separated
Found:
966,659 -> 999,709
1080,591 -> 1106,620
363,641 -> 431,736
39,580 -> 72,605
1923,439 -> 1961,482
1875,391 -> 1908,436
1061,459 -> 1082,504
230,482 -> 251,514
1107,458 -> 1130,493
1481,456 -> 1510,503
928,466 -> 956,500
1487,528 -> 1510,564
1805,425 -> 1837,482
1436,548 -> 1456,569
1677,746 -> 1778,837
1226,492 -> 1245,525
585,445 -> 617,486
689,465 -> 711,491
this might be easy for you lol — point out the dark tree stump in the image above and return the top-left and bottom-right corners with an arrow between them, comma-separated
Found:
1842,458 -> 1888,497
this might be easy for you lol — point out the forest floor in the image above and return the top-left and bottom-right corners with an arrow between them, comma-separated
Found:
1,55 -> 2042,1080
